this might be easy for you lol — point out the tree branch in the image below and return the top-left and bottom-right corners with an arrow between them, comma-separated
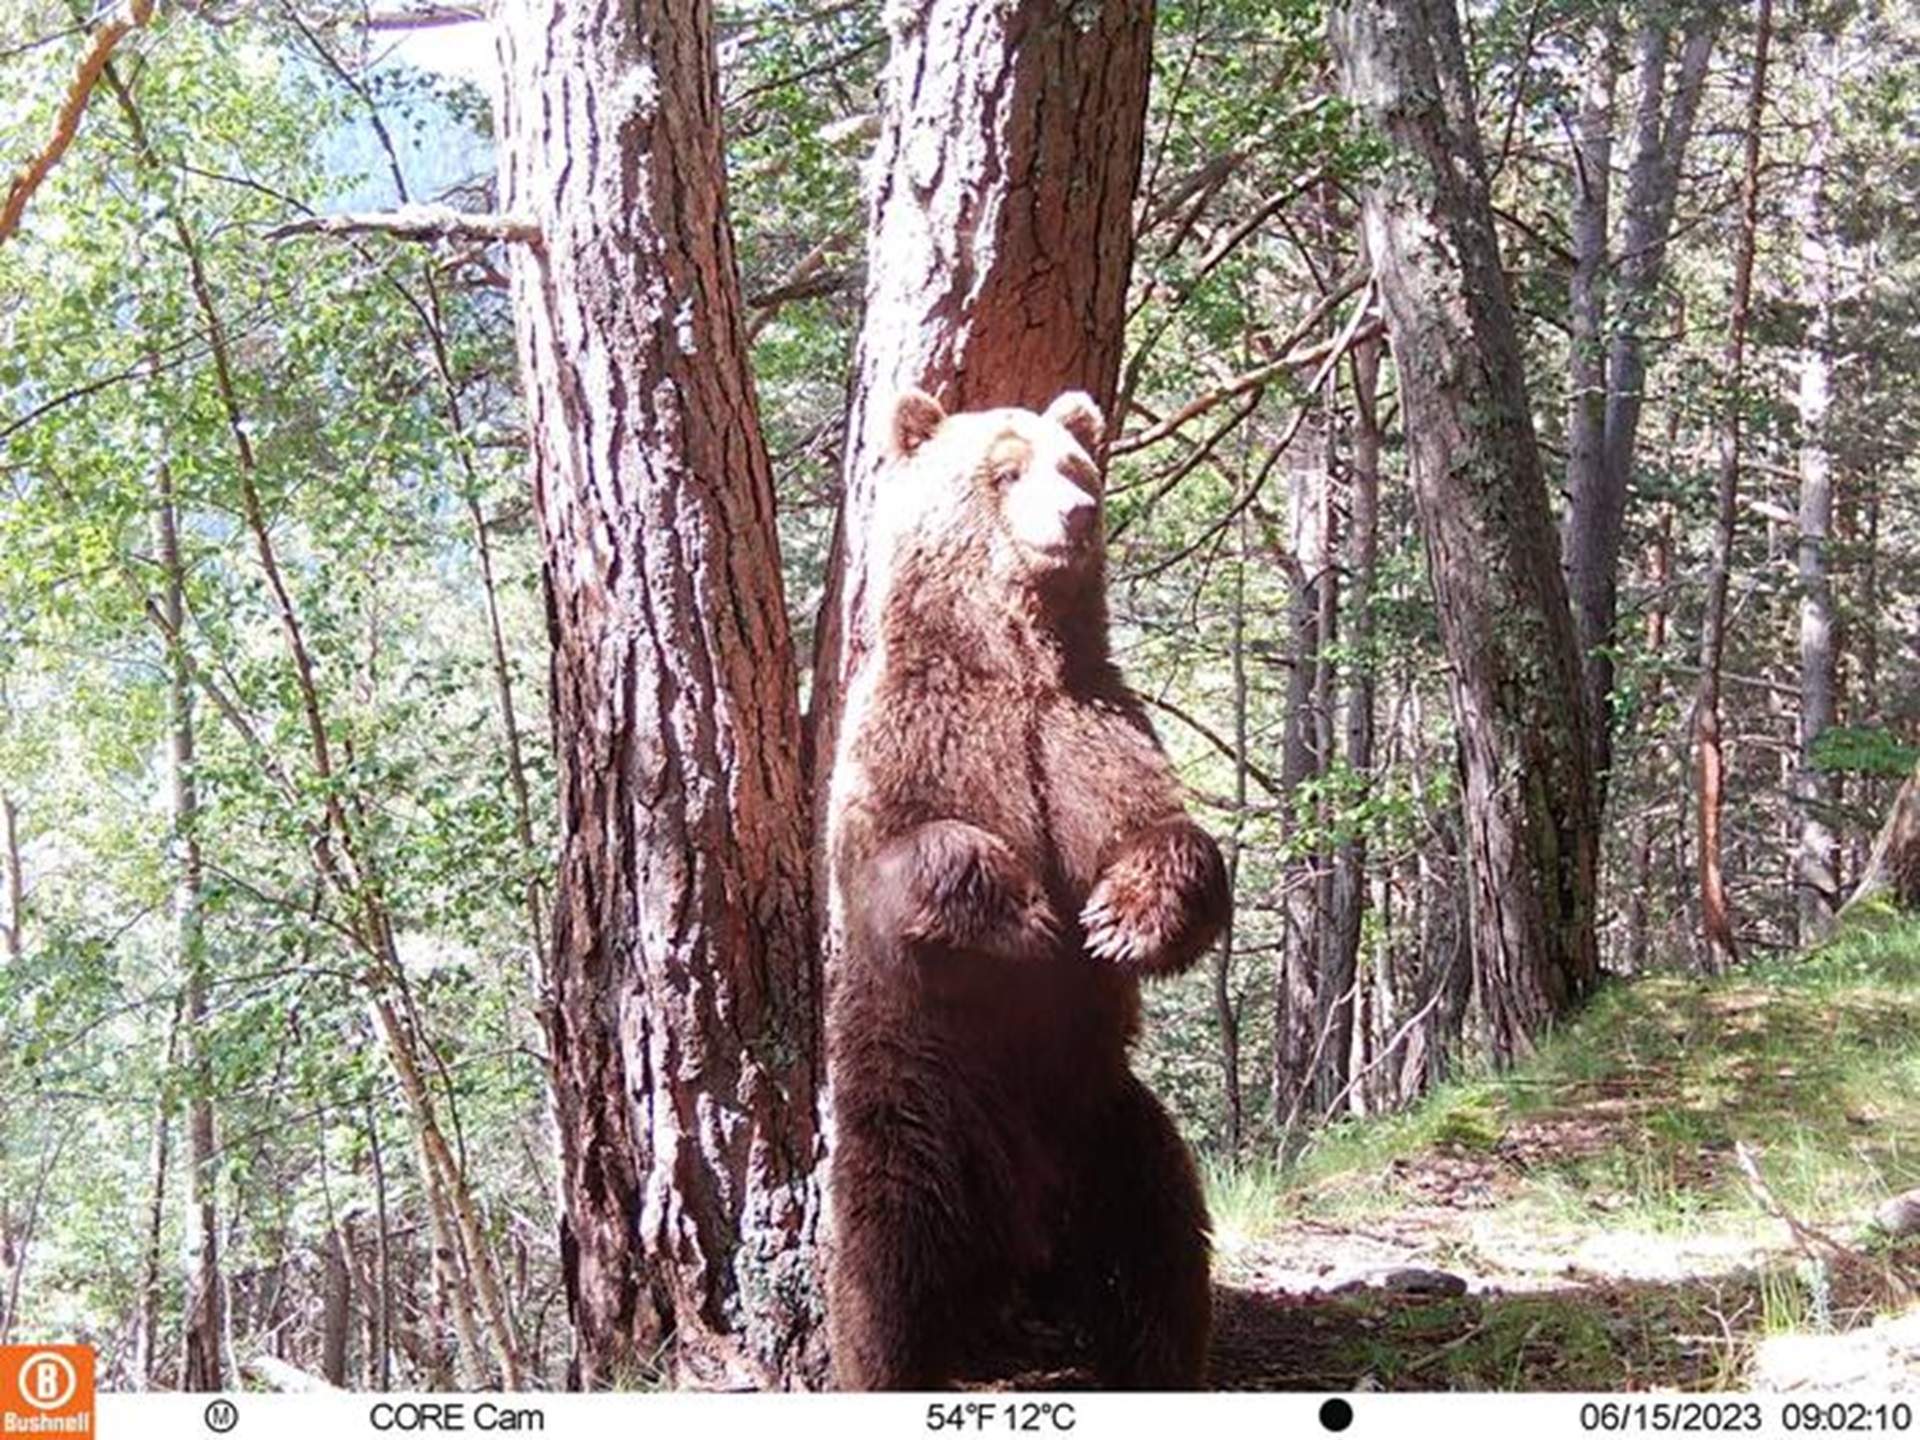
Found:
359,5 -> 484,30
266,204 -> 541,246
0,0 -> 156,246
1113,267 -> 1371,456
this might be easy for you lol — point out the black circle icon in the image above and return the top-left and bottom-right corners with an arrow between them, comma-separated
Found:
204,1398 -> 239,1434
1319,1397 -> 1355,1432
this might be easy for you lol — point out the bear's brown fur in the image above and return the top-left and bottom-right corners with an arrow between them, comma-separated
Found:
825,389 -> 1230,1391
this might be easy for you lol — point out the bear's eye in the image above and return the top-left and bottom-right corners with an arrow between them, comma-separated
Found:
990,460 -> 1023,488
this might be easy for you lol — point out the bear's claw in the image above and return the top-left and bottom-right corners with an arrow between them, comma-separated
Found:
1080,820 -> 1230,976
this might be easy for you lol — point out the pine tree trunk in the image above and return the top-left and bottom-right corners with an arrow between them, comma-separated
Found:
1331,0 -> 1600,1061
805,0 -> 1156,807
1695,0 -> 1773,974
495,0 -> 824,1390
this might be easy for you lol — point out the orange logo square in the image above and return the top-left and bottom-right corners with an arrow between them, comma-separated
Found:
0,1346 -> 93,1435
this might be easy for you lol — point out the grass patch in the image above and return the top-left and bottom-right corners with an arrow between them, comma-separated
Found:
1235,916 -> 1920,1246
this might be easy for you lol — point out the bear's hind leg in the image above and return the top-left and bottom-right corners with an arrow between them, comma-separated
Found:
1070,1078 -> 1212,1390
828,1109 -> 1002,1390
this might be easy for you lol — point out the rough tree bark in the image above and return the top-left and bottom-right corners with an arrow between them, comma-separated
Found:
1331,0 -> 1600,1059
1794,28 -> 1839,941
495,0 -> 824,1390
806,0 -> 1156,792
1695,0 -> 1773,974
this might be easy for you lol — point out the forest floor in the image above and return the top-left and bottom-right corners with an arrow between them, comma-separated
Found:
1190,916 -> 1920,1391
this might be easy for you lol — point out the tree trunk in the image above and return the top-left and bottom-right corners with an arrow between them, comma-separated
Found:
1626,490 -> 1676,973
159,472 -> 227,1393
136,999 -> 182,1387
1577,13 -> 1716,792
805,0 -> 1156,812
495,0 -> 824,1390
1331,0 -> 1600,1061
1276,415 -> 1327,1147
365,1099 -> 392,1392
0,793 -> 20,964
1329,327 -> 1381,1117
1562,11 -> 1620,753
1215,511 -> 1251,1155
1694,0 -> 1773,974
1846,761 -> 1920,915
321,1221 -> 353,1388
1794,28 -> 1839,942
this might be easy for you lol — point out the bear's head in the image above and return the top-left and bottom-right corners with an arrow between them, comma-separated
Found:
865,389 -> 1108,637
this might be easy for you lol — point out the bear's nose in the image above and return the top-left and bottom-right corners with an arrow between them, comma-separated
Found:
1062,500 -> 1098,546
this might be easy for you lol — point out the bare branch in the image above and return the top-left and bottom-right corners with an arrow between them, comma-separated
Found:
266,204 -> 541,246
1113,289 -> 1378,455
0,0 -> 156,246
359,5 -> 484,30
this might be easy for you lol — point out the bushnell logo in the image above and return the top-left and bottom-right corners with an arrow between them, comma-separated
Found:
1,1346 -> 93,1435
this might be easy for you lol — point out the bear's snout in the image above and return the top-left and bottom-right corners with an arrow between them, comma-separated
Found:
1061,497 -> 1098,547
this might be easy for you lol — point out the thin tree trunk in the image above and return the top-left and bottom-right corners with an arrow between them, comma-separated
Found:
1327,327 -> 1381,1119
0,1129 -> 65,1348
1794,28 -> 1839,942
496,0 -> 824,1389
0,793 -> 19,964
806,0 -> 1156,832
1276,418 -> 1327,1147
158,471 -> 227,1393
1563,10 -> 1620,752
1626,493 -> 1675,972
136,996 -> 183,1387
1579,13 -> 1716,791
1694,0 -> 1773,974
1310,324 -> 1348,1117
366,1099 -> 392,1392
1214,511 -> 1250,1155
322,1220 -> 353,1387
1331,0 -> 1600,1061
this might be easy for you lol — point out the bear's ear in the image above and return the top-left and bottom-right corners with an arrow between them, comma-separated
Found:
1045,390 -> 1104,454
889,389 -> 947,458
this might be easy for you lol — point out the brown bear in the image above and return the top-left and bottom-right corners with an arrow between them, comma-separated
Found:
824,387 -> 1231,1391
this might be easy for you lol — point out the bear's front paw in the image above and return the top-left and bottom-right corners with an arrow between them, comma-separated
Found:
879,820 -> 1059,961
1080,820 -> 1229,976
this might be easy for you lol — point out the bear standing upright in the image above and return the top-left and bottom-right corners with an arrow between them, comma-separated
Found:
825,387 -> 1231,1390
